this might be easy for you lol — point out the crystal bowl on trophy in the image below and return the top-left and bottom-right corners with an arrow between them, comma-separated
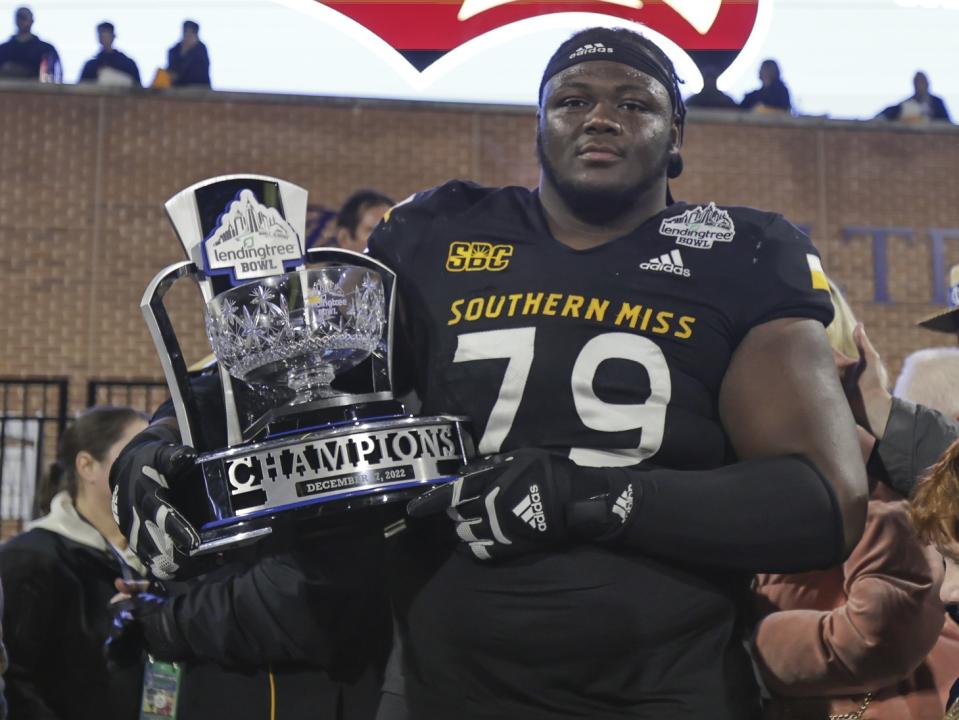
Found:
141,175 -> 473,555
205,268 -> 385,404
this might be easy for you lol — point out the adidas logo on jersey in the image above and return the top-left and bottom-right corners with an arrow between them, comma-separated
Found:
640,249 -> 691,278
612,485 -> 634,523
513,484 -> 548,532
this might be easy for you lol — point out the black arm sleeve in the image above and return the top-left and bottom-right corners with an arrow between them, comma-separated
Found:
167,552 -> 335,668
165,533 -> 389,671
871,397 -> 959,497
606,455 -> 844,573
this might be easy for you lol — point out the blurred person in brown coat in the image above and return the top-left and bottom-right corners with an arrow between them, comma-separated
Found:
752,280 -> 959,719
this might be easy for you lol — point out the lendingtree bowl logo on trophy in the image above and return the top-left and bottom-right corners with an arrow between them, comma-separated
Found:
204,189 -> 303,281
143,175 -> 473,555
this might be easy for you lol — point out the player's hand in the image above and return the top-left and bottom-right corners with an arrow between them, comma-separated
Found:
407,449 -> 636,561
109,421 -> 201,580
105,581 -> 191,663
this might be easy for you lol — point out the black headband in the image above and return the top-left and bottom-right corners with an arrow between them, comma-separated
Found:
539,30 -> 681,117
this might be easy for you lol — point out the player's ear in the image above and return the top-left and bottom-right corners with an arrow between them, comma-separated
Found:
669,116 -> 682,153
666,118 -> 684,179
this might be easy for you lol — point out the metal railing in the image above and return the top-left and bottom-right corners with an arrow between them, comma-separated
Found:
86,378 -> 169,416
0,377 -> 69,533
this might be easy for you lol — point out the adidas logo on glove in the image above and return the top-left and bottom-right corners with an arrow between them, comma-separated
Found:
612,485 -> 634,523
513,484 -> 548,532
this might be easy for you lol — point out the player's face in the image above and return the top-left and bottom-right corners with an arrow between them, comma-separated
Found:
537,61 -> 678,223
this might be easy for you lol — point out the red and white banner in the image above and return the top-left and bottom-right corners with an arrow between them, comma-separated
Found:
317,0 -> 761,53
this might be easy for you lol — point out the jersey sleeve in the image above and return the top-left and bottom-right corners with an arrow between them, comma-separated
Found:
733,214 -> 834,336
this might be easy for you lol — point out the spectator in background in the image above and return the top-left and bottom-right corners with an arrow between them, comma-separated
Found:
741,59 -> 791,113
167,20 -> 210,87
880,72 -> 951,124
79,22 -> 140,87
334,189 -> 394,253
752,280 -> 959,719
0,406 -> 148,720
0,6 -> 58,80
685,64 -> 737,110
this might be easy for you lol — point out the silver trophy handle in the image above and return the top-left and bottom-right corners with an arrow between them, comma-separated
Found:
141,261 -> 243,449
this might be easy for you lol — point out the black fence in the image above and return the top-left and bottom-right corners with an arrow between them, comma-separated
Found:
87,379 -> 169,416
0,377 -> 69,529
0,377 -> 168,535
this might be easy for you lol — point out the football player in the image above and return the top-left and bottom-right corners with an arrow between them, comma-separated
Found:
110,25 -> 868,720
368,27 -> 868,719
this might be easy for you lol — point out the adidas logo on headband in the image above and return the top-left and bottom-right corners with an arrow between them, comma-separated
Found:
568,42 -> 614,60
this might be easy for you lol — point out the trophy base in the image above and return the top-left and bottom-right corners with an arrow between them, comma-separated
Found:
191,475 -> 453,556
190,414 -> 473,555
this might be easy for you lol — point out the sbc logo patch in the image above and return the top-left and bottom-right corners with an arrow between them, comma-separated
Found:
446,241 -> 513,272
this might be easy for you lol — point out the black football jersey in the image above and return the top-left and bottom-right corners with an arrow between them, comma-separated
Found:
368,182 -> 833,720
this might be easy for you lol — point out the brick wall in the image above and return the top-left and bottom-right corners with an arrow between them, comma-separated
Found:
2,84 -> 958,415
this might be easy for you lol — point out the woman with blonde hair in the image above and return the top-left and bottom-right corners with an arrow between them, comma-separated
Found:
751,278 -> 959,719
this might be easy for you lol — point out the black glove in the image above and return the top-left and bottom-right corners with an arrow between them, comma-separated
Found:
105,590 -> 192,664
109,422 -> 201,580
406,449 -> 637,561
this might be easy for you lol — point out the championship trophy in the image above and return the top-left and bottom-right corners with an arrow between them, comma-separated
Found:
142,175 -> 473,555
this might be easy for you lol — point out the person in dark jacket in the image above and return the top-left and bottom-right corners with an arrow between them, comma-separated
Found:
112,528 -> 391,720
166,19 -> 210,87
0,406 -> 148,720
0,6 -> 59,80
879,71 -> 951,124
79,21 -> 140,87
108,374 -> 392,719
741,58 -> 791,113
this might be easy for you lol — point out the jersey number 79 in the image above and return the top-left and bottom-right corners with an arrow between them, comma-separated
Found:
453,327 -> 671,468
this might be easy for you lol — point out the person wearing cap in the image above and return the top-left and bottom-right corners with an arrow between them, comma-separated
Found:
919,263 -> 959,340
79,22 -> 141,87
368,26 -> 865,719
